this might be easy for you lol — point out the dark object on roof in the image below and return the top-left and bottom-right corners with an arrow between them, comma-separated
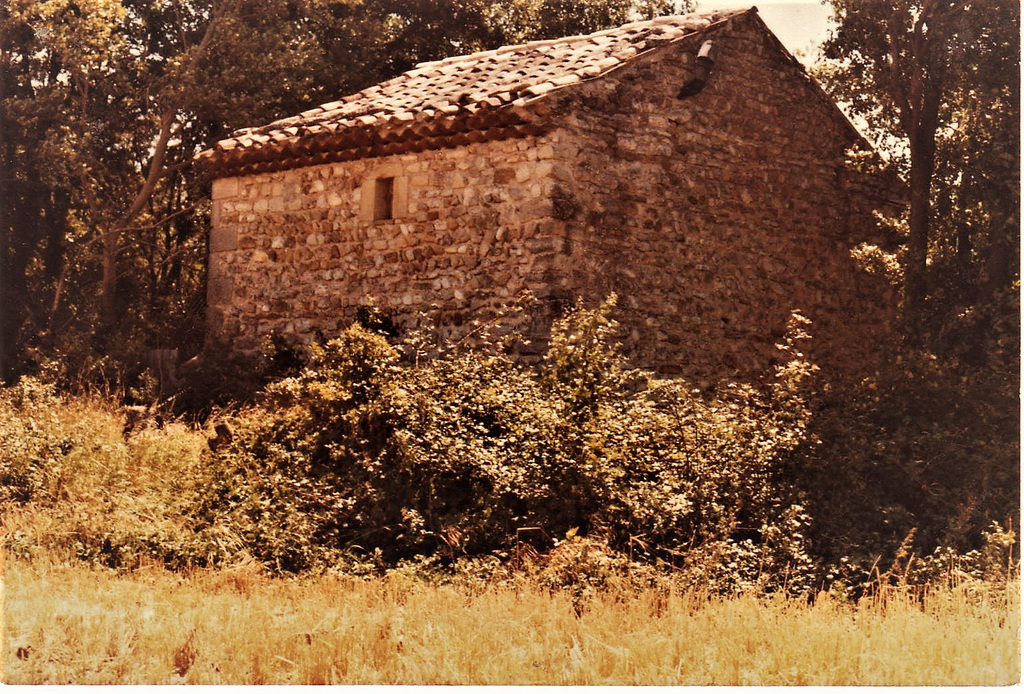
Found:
677,39 -> 717,99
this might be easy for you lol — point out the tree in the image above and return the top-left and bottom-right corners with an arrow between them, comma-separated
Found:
821,0 -> 1019,333
499,0 -> 674,44
1,1 -> 87,380
297,0 -> 681,92
805,0 -> 1020,561
1,0 -> 336,379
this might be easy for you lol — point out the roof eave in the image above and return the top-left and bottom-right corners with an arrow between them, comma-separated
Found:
198,112 -> 552,178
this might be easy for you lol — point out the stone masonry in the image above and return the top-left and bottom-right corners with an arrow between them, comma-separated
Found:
202,9 -> 898,385
208,134 -> 566,349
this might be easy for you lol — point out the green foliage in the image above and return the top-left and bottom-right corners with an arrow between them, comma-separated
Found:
0,375 -> 240,571
534,530 -> 663,612
794,287 -> 1019,564
185,299 -> 818,588
542,295 -> 643,420
814,0 -> 1019,591
820,0 -> 1019,326
2,299 -> 1017,597
822,522 -> 1019,603
0,378 -> 83,505
0,377 -> 173,508
2,0 -> 313,380
497,0 -> 679,45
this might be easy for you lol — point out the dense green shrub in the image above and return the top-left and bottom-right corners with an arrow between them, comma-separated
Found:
0,378 -> 229,571
190,299 -> 818,586
0,378 -> 122,505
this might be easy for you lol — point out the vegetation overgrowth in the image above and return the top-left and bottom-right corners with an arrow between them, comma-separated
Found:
1,0 -> 1017,599
2,299 -> 1018,602
1,0 -> 1018,683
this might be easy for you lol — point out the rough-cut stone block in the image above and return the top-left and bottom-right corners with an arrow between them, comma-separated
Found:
208,276 -> 235,306
210,225 -> 237,252
212,177 -> 239,200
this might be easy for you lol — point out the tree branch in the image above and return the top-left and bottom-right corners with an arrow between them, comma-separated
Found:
887,7 -> 915,135
119,109 -> 176,227
116,0 -> 236,231
121,203 -> 198,234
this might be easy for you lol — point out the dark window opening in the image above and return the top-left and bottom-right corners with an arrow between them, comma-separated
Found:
374,177 -> 394,221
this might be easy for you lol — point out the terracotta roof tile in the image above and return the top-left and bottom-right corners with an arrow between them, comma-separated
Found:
199,8 -> 751,172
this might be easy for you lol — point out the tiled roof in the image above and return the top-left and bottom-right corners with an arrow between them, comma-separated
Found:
198,8 -> 753,176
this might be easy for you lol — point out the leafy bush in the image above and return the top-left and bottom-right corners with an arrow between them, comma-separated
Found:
527,529 -> 666,614
0,377 -> 225,570
189,299 -> 819,588
793,287 -> 1020,563
0,378 -> 124,505
822,522 -> 1019,602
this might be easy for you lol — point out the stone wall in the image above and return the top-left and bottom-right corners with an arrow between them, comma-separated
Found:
208,135 -> 567,353
543,13 -> 896,382
207,13 -> 896,384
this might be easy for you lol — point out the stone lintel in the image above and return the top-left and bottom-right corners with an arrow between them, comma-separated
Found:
212,177 -> 240,200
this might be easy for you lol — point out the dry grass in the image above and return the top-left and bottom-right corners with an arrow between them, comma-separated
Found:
2,554 -> 1018,685
1,386 -> 1019,684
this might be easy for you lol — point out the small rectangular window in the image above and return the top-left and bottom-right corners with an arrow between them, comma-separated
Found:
360,173 -> 406,222
374,177 -> 394,221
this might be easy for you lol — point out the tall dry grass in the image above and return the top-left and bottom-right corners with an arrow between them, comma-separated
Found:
2,554 -> 1018,685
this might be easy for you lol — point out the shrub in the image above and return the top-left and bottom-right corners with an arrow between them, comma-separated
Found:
793,293 -> 1020,564
823,521 -> 1019,602
2,296 -> 1016,596
0,378 -> 125,505
189,299 -> 819,589
0,377 -> 224,570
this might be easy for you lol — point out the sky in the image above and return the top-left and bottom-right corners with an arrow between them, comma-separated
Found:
693,0 -> 834,64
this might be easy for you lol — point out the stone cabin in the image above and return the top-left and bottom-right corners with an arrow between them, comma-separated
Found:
197,7 -> 898,383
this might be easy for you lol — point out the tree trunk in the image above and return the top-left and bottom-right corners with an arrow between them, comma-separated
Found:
902,54 -> 943,336
100,109 -> 177,330
904,137 -> 934,329
101,226 -> 120,328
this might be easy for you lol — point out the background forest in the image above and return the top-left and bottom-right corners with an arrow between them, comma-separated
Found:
0,0 -> 1019,584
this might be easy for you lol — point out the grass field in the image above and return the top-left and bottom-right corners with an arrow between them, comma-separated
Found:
2,554 -> 1018,685
1,380 -> 1019,684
